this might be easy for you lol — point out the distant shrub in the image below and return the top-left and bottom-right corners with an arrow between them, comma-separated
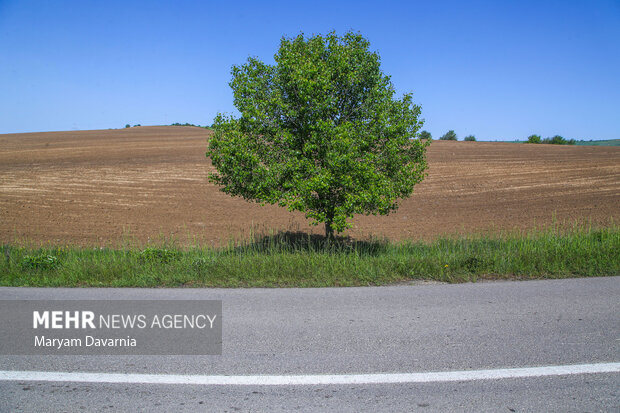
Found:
464,135 -> 476,141
125,124 -> 130,128
439,130 -> 458,141
527,134 -> 541,144
133,124 -> 141,127
171,122 -> 212,129
419,130 -> 432,140
138,248 -> 179,264
542,135 -> 576,145
171,122 -> 203,127
527,134 -> 575,145
21,254 -> 58,270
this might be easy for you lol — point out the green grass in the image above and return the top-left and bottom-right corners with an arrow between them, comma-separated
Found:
574,139 -> 620,147
1,225 -> 618,287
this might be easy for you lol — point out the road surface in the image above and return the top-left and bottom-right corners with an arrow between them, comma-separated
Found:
0,277 -> 618,412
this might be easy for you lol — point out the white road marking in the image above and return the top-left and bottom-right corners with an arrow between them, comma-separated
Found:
1,363 -> 618,386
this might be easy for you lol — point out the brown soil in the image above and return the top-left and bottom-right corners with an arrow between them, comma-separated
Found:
1,126 -> 619,246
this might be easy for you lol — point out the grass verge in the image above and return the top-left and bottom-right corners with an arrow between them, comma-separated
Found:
1,225 -> 618,287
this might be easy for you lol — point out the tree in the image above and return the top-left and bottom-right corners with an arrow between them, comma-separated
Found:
527,134 -> 541,144
439,130 -> 457,140
464,135 -> 476,141
419,130 -> 432,140
207,32 -> 430,239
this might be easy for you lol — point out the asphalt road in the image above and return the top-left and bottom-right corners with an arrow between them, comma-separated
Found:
1,277 -> 618,412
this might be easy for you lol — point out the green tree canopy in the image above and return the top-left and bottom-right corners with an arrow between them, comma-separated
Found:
439,130 -> 457,140
207,32 -> 430,239
527,134 -> 541,144
464,135 -> 476,141
419,130 -> 432,140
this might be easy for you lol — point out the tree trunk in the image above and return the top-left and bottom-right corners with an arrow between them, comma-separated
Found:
325,220 -> 334,241
323,200 -> 335,241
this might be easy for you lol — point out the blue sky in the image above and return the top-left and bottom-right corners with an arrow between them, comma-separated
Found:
1,0 -> 619,140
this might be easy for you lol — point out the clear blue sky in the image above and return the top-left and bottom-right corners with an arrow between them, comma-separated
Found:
1,0 -> 619,140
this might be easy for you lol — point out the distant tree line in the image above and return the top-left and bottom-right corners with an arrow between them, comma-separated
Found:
526,134 -> 576,145
418,130 -> 577,145
171,122 -> 212,129
418,130 -> 476,141
123,123 -> 213,129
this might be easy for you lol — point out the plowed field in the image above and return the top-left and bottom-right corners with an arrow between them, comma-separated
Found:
1,126 -> 619,246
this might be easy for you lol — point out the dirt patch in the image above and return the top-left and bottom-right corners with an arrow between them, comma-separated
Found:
1,126 -> 619,246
